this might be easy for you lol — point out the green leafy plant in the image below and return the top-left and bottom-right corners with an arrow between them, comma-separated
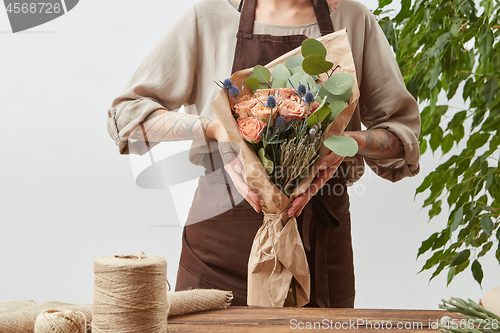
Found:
374,0 -> 499,285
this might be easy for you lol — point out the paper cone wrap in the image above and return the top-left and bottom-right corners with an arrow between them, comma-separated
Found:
211,29 -> 359,307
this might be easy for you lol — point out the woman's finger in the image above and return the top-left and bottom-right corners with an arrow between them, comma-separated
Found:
224,163 -> 261,212
221,149 -> 261,212
222,149 -> 243,174
216,133 -> 260,211
318,151 -> 343,170
288,157 -> 344,217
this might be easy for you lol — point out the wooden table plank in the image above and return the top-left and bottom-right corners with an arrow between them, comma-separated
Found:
168,325 -> 441,332
168,307 -> 461,332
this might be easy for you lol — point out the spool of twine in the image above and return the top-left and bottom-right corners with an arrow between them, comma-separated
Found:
92,253 -> 169,333
34,309 -> 87,333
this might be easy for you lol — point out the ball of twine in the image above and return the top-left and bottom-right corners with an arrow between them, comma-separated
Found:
92,253 -> 169,333
34,309 -> 87,333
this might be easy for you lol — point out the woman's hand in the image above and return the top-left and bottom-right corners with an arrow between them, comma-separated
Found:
208,120 -> 261,213
287,128 -> 405,217
287,152 -> 344,217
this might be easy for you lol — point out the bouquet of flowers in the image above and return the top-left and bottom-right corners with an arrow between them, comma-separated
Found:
211,29 -> 359,307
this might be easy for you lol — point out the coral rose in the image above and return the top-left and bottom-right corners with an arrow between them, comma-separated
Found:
255,88 -> 293,100
237,117 -> 267,143
278,98 -> 306,121
250,97 -> 278,126
234,98 -> 258,118
307,101 -> 321,115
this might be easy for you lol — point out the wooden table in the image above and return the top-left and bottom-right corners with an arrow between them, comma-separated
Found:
168,307 -> 461,332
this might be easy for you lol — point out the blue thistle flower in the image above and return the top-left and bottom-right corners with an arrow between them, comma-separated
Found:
230,86 -> 240,97
297,84 -> 307,97
304,91 -> 314,104
266,96 -> 277,109
273,116 -> 286,132
223,78 -> 232,89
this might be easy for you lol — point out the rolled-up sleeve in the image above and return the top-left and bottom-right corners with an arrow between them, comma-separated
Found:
107,6 -> 199,155
354,2 -> 420,182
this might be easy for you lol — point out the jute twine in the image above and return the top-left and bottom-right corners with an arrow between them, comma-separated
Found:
34,309 -> 87,333
92,253 -> 169,333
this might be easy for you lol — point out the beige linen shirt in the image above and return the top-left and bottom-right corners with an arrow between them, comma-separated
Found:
107,0 -> 420,184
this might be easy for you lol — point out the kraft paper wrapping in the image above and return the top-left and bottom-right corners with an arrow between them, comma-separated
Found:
211,29 -> 359,307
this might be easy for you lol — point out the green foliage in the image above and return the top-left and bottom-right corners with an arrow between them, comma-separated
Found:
302,55 -> 333,75
375,0 -> 500,285
258,147 -> 274,174
322,73 -> 355,96
301,38 -> 328,58
323,135 -> 359,157
306,97 -> 330,127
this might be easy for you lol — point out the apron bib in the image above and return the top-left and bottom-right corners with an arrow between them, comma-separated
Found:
176,0 -> 355,308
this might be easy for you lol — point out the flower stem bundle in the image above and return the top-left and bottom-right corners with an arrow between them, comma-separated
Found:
439,298 -> 500,333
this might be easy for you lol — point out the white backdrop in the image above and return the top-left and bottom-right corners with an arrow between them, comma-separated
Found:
0,0 -> 498,309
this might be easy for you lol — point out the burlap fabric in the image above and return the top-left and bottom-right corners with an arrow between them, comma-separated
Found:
168,289 -> 233,317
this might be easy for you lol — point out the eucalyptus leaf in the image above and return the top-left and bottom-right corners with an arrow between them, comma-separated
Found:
289,66 -> 306,76
302,54 -> 333,75
323,135 -> 358,157
286,73 -> 303,90
328,89 -> 352,103
328,101 -> 348,122
301,38 -> 327,57
245,77 -> 262,92
254,65 -> 271,84
271,78 -> 287,89
323,73 -> 355,95
272,64 -> 291,82
306,97 -> 329,127
300,74 -> 318,92
307,107 -> 331,127
285,55 -> 304,69
320,86 -> 352,103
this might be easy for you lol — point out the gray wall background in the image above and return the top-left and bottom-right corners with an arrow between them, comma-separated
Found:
0,0 -> 498,308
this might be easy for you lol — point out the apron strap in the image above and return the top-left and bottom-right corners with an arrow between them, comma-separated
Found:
237,0 -> 257,36
313,0 -> 335,36
237,0 -> 334,36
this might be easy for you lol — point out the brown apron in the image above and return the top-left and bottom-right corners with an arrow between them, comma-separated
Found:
176,0 -> 355,308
